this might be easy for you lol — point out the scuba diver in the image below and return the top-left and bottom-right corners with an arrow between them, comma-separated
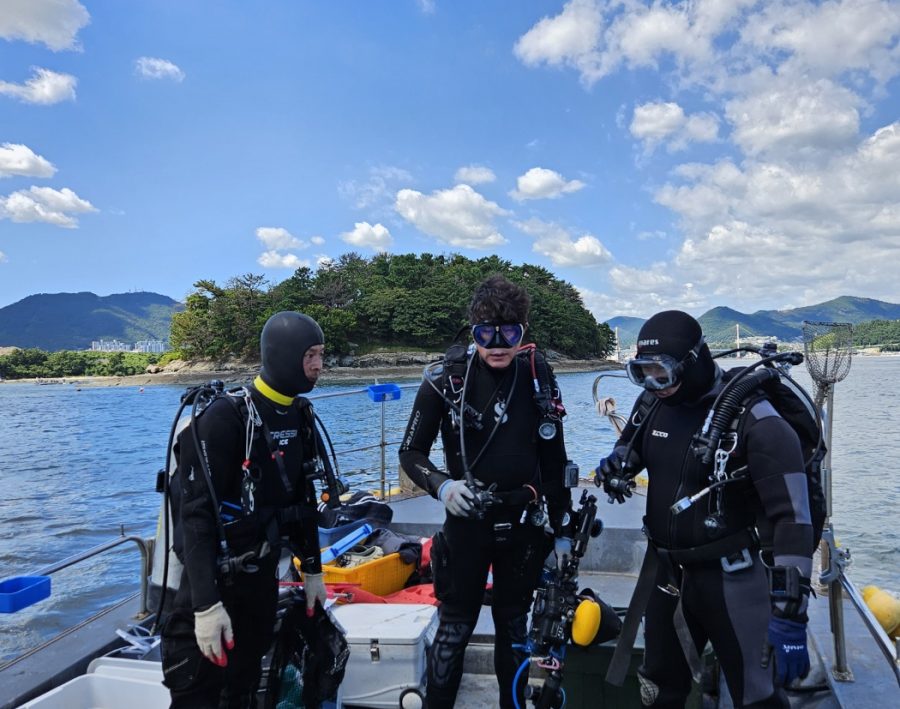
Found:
595,310 -> 814,708
399,275 -> 576,709
159,311 -> 329,709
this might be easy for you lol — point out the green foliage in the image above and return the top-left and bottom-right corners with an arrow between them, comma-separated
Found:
172,253 -> 616,360
0,349 -> 159,379
852,319 -> 900,351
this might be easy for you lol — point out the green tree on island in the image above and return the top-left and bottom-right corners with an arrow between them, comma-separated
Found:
171,252 -> 615,361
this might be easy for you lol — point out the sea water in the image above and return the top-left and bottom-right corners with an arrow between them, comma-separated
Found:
1,358 -> 898,662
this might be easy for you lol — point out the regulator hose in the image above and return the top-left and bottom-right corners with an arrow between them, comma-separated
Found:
699,367 -> 780,465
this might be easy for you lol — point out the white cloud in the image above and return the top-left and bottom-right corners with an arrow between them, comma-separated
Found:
135,57 -> 185,82
510,167 -> 584,201
339,166 -> 414,211
417,0 -> 436,15
647,120 -> 900,310
0,185 -> 96,228
516,1 -> 900,92
0,143 -> 56,178
725,78 -> 860,161
340,221 -> 393,251
0,250 -> 6,263
255,226 -> 306,250
516,1 -> 900,313
257,251 -> 310,269
395,184 -> 508,249
740,0 -> 900,86
0,0 -> 89,51
0,67 -> 77,105
516,218 -> 611,267
454,165 -> 496,185
630,101 -> 718,153
310,235 -> 325,246
514,0 -> 606,87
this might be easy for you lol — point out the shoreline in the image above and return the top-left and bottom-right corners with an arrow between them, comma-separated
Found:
1,358 -> 623,389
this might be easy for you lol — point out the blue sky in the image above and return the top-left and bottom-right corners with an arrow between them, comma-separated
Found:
1,1 -> 898,320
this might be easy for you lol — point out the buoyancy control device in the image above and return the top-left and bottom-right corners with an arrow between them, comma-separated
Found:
149,380 -> 347,626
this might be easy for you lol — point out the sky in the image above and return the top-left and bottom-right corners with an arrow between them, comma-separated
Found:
0,1 -> 899,321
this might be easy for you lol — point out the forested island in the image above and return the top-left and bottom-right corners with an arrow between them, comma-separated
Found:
0,253 -> 615,380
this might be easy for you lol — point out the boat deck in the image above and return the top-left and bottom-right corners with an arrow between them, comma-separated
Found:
2,486 -> 896,708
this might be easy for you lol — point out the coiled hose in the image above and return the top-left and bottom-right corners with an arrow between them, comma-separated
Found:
700,367 -> 780,465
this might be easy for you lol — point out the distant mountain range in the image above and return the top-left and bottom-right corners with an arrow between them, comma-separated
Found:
2,291 -> 898,353
606,296 -> 900,349
0,292 -> 183,351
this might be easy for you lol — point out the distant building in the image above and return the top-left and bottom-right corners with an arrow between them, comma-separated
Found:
90,339 -> 169,353
134,340 -> 168,353
91,339 -> 132,352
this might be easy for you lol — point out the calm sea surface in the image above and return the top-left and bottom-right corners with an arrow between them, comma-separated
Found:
1,358 -> 898,662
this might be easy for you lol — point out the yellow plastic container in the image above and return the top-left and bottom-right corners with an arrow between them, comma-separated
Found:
323,552 -> 415,596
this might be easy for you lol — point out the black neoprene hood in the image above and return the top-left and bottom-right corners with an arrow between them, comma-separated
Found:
636,310 -> 715,405
636,310 -> 702,359
259,311 -> 324,397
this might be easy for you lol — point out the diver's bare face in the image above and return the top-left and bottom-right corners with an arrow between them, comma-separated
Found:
653,382 -> 682,399
476,343 -> 517,370
303,345 -> 325,385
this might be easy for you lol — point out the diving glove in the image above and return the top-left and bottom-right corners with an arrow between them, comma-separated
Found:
765,616 -> 810,686
438,479 -> 475,517
594,449 -> 637,504
303,571 -> 328,617
194,601 -> 234,667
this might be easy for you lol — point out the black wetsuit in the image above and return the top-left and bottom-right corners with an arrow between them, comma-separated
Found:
399,352 -> 571,709
620,371 -> 813,708
160,387 -> 322,709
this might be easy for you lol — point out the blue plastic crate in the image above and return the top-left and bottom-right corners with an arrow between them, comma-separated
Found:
0,575 -> 51,613
367,383 -> 401,402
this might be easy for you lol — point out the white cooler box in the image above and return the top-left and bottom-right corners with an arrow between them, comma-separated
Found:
332,602 -> 438,709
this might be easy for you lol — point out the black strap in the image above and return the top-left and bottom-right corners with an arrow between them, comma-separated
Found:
655,527 -> 757,565
606,541 -> 659,686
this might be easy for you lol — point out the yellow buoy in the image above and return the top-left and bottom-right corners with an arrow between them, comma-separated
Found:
862,585 -> 900,639
571,598 -> 602,646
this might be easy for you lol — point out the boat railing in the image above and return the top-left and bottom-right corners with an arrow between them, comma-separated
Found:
307,381 -> 424,498
8,530 -> 154,619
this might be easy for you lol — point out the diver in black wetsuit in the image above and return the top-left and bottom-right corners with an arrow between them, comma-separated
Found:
596,311 -> 813,708
160,312 -> 328,709
399,275 -> 575,709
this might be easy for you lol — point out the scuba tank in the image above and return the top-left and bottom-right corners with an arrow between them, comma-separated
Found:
149,413 -> 190,603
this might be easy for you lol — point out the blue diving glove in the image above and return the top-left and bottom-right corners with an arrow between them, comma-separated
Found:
593,449 -> 636,504
766,616 -> 810,686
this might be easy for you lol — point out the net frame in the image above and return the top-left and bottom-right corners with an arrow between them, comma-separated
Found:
802,321 -> 854,386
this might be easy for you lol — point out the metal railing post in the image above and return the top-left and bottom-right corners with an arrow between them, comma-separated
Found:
380,398 -> 387,500
34,532 -> 153,618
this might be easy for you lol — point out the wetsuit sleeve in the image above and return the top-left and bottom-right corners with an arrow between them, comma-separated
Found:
398,379 -> 451,498
610,394 -> 647,470
285,401 -> 323,575
177,400 -> 243,611
295,477 -> 322,575
744,399 -> 814,612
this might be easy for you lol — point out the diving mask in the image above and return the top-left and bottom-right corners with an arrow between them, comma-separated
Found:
625,336 -> 705,391
471,322 -> 525,349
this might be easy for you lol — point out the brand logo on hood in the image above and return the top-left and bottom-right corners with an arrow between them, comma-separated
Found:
637,338 -> 659,347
